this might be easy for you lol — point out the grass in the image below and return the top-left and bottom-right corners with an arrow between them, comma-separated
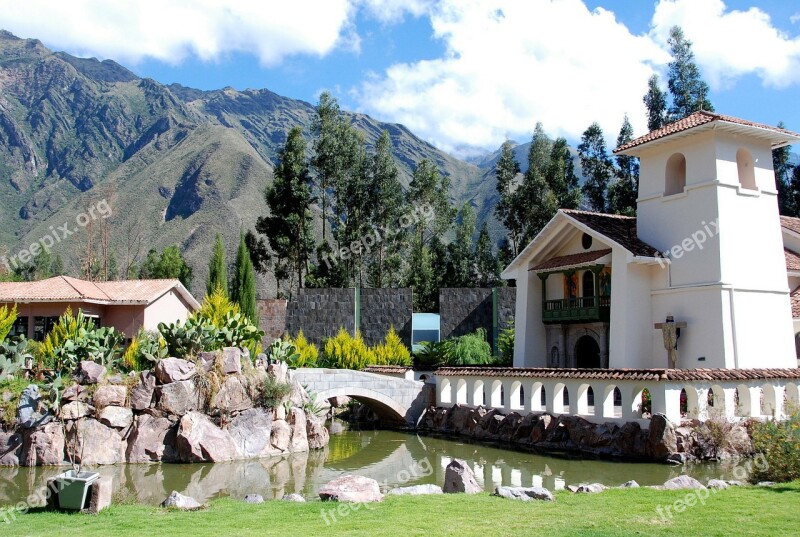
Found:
3,481 -> 800,536
0,377 -> 38,427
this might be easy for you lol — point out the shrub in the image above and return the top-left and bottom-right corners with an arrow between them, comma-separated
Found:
414,340 -> 449,367
373,326 -> 411,366
750,408 -> 800,482
447,328 -> 492,366
191,289 -> 264,357
39,308 -> 124,374
322,329 -> 375,370
158,316 -> 216,357
496,322 -> 514,366
0,337 -> 32,377
122,330 -> 167,371
195,286 -> 239,327
0,376 -> 33,427
291,330 -> 319,368
0,304 -> 18,343
267,338 -> 299,364
260,376 -> 292,409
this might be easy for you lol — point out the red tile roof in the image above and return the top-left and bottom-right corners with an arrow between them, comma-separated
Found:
435,367 -> 800,382
791,286 -> 800,319
363,366 -> 412,374
0,276 -> 199,308
786,249 -> 800,272
615,111 -> 800,154
561,210 -> 663,258
532,249 -> 611,272
781,215 -> 800,236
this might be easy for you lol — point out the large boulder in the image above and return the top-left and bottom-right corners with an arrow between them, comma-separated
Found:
221,347 -> 243,375
76,361 -> 106,384
662,475 -> 706,490
443,459 -> 482,494
211,376 -> 252,413
270,419 -> 291,452
175,412 -> 240,462
574,483 -> 607,494
388,484 -> 443,496
647,413 -> 678,460
267,361 -> 289,384
307,415 -> 330,450
319,475 -> 383,503
228,408 -> 273,459
0,430 -> 23,465
93,385 -> 127,409
70,418 -> 127,465
22,422 -> 64,466
155,358 -> 197,384
17,385 -> 51,429
60,401 -> 93,421
98,405 -> 134,429
126,413 -> 178,463
289,407 -> 309,453
494,486 -> 555,501
156,380 -> 199,416
130,371 -> 157,410
161,491 -> 202,510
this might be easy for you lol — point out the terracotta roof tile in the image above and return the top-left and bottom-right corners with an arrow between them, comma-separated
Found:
561,210 -> 662,258
786,249 -> 800,272
532,249 -> 611,272
435,367 -> 800,382
781,215 -> 800,236
615,111 -> 800,153
0,276 -> 188,305
363,365 -> 412,374
791,286 -> 800,318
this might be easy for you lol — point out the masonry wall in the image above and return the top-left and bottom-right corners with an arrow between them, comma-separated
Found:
439,287 -> 516,353
359,288 -> 413,347
256,299 -> 288,347
284,288 -> 356,346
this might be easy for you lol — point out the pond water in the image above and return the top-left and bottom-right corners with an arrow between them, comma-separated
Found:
0,422 -> 751,506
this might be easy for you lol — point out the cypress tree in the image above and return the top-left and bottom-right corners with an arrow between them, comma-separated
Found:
231,231 -> 257,324
206,233 -> 228,296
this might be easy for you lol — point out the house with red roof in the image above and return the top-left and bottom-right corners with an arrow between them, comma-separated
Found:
0,276 -> 200,341
503,111 -> 800,371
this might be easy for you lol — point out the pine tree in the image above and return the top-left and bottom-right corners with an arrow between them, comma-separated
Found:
608,115 -> 640,215
578,122 -> 614,212
547,137 -> 582,210
667,26 -> 713,120
231,231 -> 257,324
475,222 -> 499,288
206,233 -> 228,296
494,140 -> 524,258
643,74 -> 668,131
445,203 -> 477,288
773,121 -> 796,216
520,123 -> 558,242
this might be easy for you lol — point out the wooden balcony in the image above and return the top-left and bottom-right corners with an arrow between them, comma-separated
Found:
542,296 -> 610,324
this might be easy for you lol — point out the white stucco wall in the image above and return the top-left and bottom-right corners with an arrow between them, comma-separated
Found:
143,290 -> 193,331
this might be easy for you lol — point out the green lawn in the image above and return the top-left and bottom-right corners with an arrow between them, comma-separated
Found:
2,482 -> 799,537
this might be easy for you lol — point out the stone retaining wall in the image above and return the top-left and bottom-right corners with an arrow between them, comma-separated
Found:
439,288 -> 516,353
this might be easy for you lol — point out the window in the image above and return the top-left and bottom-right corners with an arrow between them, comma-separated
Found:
581,233 -> 593,249
33,316 -> 59,341
550,346 -> 560,367
10,316 -> 28,338
736,148 -> 756,190
582,270 -> 595,306
665,153 -> 686,196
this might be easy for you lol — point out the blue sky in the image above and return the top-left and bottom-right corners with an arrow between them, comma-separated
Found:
1,1 -> 800,157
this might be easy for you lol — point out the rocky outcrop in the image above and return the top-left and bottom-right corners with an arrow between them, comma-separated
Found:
126,413 -> 178,463
319,475 -> 383,503
155,358 -> 197,384
70,418 -> 126,465
228,408 -> 273,459
22,422 -> 64,466
443,459 -> 482,494
156,380 -> 199,416
175,412 -> 239,463
211,376 -> 252,413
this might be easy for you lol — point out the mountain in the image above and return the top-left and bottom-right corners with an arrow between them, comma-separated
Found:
0,31 -> 495,297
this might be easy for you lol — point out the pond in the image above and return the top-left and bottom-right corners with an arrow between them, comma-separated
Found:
0,422 -> 751,506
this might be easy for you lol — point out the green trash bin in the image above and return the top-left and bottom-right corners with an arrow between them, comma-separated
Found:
53,470 -> 100,510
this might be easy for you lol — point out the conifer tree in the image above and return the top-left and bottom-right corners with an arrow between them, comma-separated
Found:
206,233 -> 228,296
578,122 -> 613,212
667,26 -> 713,120
231,231 -> 257,324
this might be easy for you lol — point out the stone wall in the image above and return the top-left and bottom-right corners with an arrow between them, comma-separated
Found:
359,288 -> 413,347
256,299 -> 287,347
439,288 -> 516,353
285,289 -> 356,345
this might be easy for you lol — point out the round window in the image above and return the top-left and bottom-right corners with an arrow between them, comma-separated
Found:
582,233 -> 593,249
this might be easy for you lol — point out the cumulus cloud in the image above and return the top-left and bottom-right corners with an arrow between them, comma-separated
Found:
355,0 -> 666,155
358,0 -> 432,24
0,0 -> 357,65
651,0 -> 800,89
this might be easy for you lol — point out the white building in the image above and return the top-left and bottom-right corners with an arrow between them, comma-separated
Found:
502,111 -> 799,372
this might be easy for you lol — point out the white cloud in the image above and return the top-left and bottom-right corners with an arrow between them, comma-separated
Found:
358,0 -> 432,24
651,0 -> 800,88
0,0 -> 357,66
355,0 -> 667,155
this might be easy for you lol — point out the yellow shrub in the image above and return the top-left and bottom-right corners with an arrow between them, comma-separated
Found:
373,326 -> 411,366
121,337 -> 141,371
322,328 -> 375,370
0,304 -> 17,342
293,330 -> 319,367
194,287 -> 240,328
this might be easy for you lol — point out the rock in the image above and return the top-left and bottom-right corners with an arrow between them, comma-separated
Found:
330,395 -> 351,407
60,401 -> 93,421
274,403 -> 286,421
197,351 -> 217,372
229,408 -> 273,459
221,347 -> 243,375
289,407 -> 309,453
707,479 -> 729,490
61,384 -> 88,402
93,385 -> 127,408
156,379 -> 199,416
267,361 -> 288,384
17,385 -> 51,429
667,453 -> 686,464
307,416 -> 330,450
106,374 -> 125,385
756,481 -> 776,487
243,494 -> 264,504
647,413 -> 678,460
161,491 -> 202,510
76,361 -> 106,384
494,486 -> 555,502
282,493 -> 306,502
270,420 -> 291,452
22,422 -> 64,466
88,476 -> 113,514
662,475 -> 706,490
619,480 -> 640,488
566,485 -> 579,493
319,475 -> 384,503
575,483 -> 607,494
388,484 -> 444,496
175,411 -> 240,462
130,371 -> 157,411
126,413 -> 178,463
99,405 -> 133,429
443,459 -> 482,494
155,358 -> 197,384
211,376 -> 252,413
288,380 -> 310,408
70,418 -> 126,465
0,430 -> 23,465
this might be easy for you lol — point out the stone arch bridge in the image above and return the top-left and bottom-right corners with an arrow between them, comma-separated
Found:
292,368 -> 431,427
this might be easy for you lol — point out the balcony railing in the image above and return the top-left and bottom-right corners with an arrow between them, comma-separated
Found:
543,296 -> 610,323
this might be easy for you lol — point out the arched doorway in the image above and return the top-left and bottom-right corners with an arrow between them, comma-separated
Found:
575,335 -> 601,369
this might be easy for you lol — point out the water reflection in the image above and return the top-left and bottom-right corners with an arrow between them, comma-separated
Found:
0,422 -> 750,505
